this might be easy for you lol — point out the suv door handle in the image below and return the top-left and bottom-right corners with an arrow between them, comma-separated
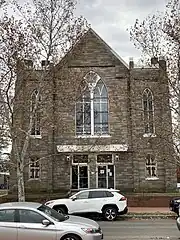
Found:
19,225 -> 27,229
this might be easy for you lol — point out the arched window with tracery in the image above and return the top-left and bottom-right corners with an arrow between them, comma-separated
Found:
30,89 -> 41,136
76,71 -> 109,136
94,79 -> 108,134
76,84 -> 91,135
142,88 -> 154,134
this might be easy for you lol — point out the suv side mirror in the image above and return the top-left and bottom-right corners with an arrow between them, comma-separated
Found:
42,219 -> 51,226
71,196 -> 77,201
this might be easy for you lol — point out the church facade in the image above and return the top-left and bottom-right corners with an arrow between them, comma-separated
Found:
10,29 -> 177,194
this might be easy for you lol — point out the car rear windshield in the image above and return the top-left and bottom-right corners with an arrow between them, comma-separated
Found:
38,205 -> 66,222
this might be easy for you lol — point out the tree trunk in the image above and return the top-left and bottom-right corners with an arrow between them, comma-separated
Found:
17,162 -> 25,202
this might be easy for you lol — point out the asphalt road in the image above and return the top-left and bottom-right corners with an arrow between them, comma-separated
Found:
98,219 -> 180,240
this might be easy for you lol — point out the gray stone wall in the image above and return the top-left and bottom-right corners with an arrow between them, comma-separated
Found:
10,29 -> 176,194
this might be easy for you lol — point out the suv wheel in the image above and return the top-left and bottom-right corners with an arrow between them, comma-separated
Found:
103,207 -> 117,221
54,206 -> 67,215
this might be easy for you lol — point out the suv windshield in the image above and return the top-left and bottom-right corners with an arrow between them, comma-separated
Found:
38,205 -> 66,222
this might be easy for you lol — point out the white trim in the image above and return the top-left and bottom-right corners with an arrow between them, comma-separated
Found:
0,172 -> 9,176
143,133 -> 156,138
57,144 -> 128,153
145,177 -> 159,181
30,135 -> 42,139
75,134 -> 111,139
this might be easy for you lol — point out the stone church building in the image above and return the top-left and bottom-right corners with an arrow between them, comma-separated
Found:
11,28 -> 177,194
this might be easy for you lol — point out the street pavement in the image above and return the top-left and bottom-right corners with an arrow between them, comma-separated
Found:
98,219 -> 180,240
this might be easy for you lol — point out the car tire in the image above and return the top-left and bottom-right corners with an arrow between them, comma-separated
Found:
61,234 -> 80,240
54,206 -> 67,215
103,206 -> 117,221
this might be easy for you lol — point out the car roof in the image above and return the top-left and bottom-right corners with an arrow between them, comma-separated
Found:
0,202 -> 42,209
77,188 -> 120,192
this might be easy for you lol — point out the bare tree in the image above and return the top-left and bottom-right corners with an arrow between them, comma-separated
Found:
0,0 -> 6,8
0,0 -> 88,201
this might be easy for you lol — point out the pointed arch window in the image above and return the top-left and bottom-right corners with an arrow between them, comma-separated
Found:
76,72 -> 109,136
30,89 -> 41,136
94,80 -> 108,134
142,89 -> 154,134
76,85 -> 91,135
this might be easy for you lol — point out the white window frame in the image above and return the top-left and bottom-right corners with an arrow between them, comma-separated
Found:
75,71 -> 109,137
70,155 -> 90,190
29,158 -> 40,180
96,154 -> 115,188
145,154 -> 158,180
142,88 -> 155,136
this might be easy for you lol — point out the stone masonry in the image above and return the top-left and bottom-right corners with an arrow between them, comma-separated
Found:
10,28 -> 177,194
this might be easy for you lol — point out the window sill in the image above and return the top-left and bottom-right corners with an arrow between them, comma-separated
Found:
145,177 -> 159,181
30,135 -> 42,139
143,133 -> 156,138
75,135 -> 111,138
28,178 -> 41,181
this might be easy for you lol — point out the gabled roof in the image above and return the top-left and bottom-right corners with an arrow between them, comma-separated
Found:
56,28 -> 129,69
88,28 -> 129,69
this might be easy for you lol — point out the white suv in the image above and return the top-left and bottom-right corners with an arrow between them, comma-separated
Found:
45,189 -> 128,221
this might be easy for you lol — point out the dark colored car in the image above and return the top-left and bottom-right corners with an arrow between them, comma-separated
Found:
169,198 -> 180,215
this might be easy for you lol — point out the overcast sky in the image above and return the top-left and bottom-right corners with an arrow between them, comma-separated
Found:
11,0 -> 168,64
76,0 -> 168,63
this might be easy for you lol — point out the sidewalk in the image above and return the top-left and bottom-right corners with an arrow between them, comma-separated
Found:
125,207 -> 177,218
129,207 -> 172,213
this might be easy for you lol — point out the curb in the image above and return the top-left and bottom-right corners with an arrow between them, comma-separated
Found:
119,212 -> 177,219
87,213 -> 177,221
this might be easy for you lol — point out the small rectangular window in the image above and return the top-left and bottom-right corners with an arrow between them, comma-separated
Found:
73,155 -> 88,164
29,158 -> 40,180
146,154 -> 157,178
97,154 -> 112,163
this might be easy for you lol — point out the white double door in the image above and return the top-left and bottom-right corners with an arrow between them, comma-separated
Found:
96,165 -> 115,189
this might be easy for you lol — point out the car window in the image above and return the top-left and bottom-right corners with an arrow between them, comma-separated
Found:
106,191 -> 114,197
38,205 -> 66,222
89,191 -> 106,198
76,191 -> 89,199
19,209 -> 46,223
0,209 -> 15,222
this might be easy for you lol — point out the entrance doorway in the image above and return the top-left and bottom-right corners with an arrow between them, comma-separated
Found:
96,154 -> 115,189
